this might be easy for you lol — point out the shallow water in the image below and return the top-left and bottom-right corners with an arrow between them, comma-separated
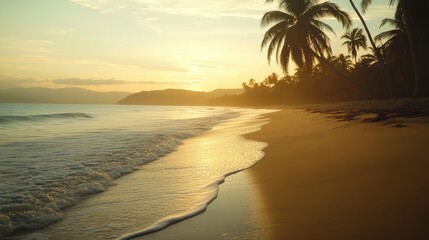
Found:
0,104 -> 242,237
1,104 -> 272,239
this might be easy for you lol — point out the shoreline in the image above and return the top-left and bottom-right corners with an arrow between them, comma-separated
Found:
10,100 -> 429,239
132,99 -> 429,239
133,109 -> 273,240
12,108 -> 271,240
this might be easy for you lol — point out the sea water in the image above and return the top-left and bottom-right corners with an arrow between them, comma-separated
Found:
0,103 -> 271,239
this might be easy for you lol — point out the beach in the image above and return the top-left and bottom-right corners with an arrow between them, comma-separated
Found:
247,108 -> 429,239
2,0 -> 428,238
2,104 -> 273,239
4,103 -> 429,239
141,104 -> 429,239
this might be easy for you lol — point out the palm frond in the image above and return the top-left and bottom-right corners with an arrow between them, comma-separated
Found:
266,32 -> 285,64
261,10 -> 294,27
361,0 -> 372,13
304,1 -> 351,29
310,19 -> 335,35
286,26 -> 305,67
279,0 -> 308,17
389,0 -> 399,6
261,21 -> 289,50
380,18 -> 399,28
341,33 -> 352,40
342,40 -> 351,47
374,29 -> 400,42
279,43 -> 291,73
307,24 -> 332,56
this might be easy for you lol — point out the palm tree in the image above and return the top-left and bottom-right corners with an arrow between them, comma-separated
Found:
359,52 -> 377,68
375,10 -> 407,46
375,6 -> 413,96
261,0 -> 351,73
332,54 -> 353,72
262,72 -> 280,87
362,0 -> 429,96
341,28 -> 367,63
375,6 -> 409,68
261,0 -> 380,98
347,0 -> 383,65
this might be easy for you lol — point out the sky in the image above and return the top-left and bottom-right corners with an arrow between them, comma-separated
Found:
0,0 -> 395,93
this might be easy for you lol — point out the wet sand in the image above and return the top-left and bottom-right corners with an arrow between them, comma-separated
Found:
137,172 -> 266,240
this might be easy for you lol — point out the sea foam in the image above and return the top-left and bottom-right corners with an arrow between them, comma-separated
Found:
0,104 -> 239,238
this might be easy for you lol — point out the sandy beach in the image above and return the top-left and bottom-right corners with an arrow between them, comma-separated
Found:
246,107 -> 429,239
139,103 -> 429,240
3,0 -> 428,238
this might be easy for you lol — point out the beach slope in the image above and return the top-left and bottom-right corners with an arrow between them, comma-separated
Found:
247,108 -> 429,239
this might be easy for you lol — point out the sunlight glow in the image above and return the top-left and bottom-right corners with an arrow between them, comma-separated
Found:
0,0 -> 393,93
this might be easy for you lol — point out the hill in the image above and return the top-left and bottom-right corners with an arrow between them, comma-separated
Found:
117,88 -> 243,105
0,87 -> 130,104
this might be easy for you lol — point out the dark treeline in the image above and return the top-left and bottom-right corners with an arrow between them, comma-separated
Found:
214,0 -> 429,106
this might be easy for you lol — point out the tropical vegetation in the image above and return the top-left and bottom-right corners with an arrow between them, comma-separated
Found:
232,0 -> 429,105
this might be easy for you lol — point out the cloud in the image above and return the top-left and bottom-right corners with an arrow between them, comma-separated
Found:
46,28 -> 77,35
137,17 -> 159,22
0,38 -> 53,53
0,53 -> 188,73
69,0 -> 271,19
136,80 -> 200,85
53,78 -> 128,85
54,78 -> 199,86
0,75 -> 199,89
331,4 -> 395,21
69,0 -> 131,13
104,60 -> 188,72
364,5 -> 396,20
0,75 -> 43,89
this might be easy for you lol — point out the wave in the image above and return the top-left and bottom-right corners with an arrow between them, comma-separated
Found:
0,113 -> 93,124
116,159 -> 265,240
0,110 -> 239,238
116,112 -> 269,240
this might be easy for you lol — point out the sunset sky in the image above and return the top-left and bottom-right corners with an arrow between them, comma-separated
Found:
0,0 -> 394,93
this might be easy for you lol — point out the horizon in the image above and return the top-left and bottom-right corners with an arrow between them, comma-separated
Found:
0,85 -> 245,94
0,0 -> 394,93
2,1 -> 429,238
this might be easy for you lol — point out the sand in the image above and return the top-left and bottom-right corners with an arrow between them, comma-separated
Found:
137,103 -> 429,239
246,108 -> 429,239
137,172 -> 266,240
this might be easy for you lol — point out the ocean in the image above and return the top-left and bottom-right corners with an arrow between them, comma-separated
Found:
0,103 -> 271,239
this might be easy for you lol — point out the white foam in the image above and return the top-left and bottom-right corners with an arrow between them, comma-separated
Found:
0,105 -> 240,238
115,110 -> 271,239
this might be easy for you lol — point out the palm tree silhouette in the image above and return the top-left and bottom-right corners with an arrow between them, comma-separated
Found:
261,0 -> 351,73
375,5 -> 413,96
348,0 -> 382,64
362,0 -> 429,96
374,5 -> 408,68
342,28 -> 367,64
332,54 -> 353,72
358,49 -> 378,68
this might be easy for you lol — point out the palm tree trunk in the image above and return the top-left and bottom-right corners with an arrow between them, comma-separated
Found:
348,0 -> 392,97
401,1 -> 429,96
